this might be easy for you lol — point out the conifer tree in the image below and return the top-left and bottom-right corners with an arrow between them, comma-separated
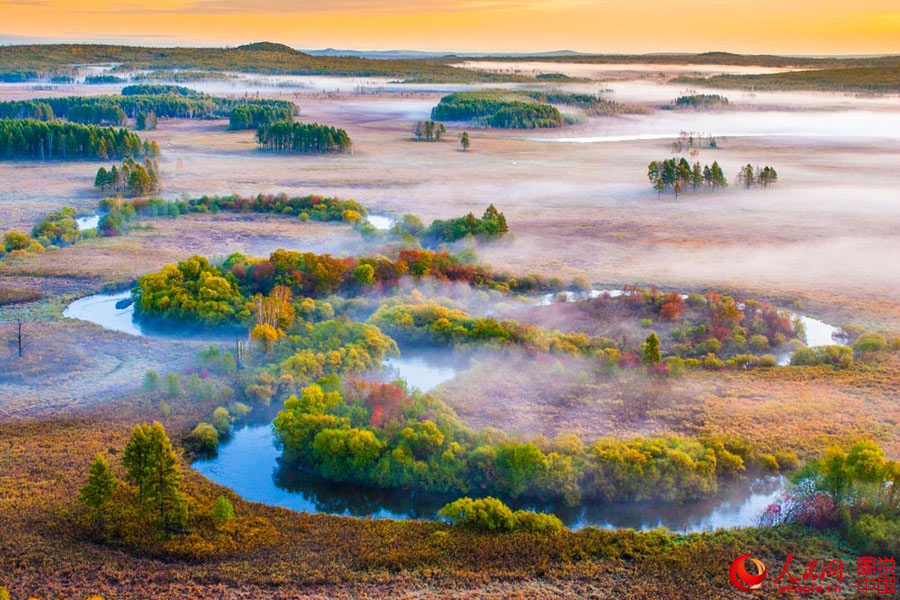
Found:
79,453 -> 117,530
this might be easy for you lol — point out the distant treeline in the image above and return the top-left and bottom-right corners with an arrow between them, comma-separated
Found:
431,91 -> 564,129
255,121 -> 351,154
121,84 -> 198,96
0,43 -> 532,83
0,93 -> 296,126
671,66 -> 900,93
0,119 -> 159,160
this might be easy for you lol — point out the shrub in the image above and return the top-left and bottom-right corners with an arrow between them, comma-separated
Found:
848,514 -> 900,556
211,407 -> 232,436
189,423 -> 219,453
758,354 -> 778,367
790,345 -> 853,368
854,332 -> 887,353
438,497 -> 517,531
749,334 -> 769,351
512,509 -> 564,533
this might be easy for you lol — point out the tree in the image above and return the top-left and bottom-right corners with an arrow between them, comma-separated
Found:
212,495 -> 234,523
460,131 -> 470,151
642,332 -> 661,365
165,373 -> 183,398
79,453 -> 117,530
123,422 -> 187,535
142,369 -> 162,394
127,164 -> 153,196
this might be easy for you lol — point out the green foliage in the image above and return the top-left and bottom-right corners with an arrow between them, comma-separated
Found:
31,206 -> 79,246
438,497 -> 565,533
0,118 -> 156,160
642,332 -> 661,365
438,497 -> 517,531
417,204 -> 508,247
79,453 -> 117,524
0,92 -> 294,125
189,423 -> 219,453
229,104 -> 294,130
122,422 -> 188,534
672,94 -> 729,108
256,121 -> 351,154
648,157 -> 727,196
211,495 -> 235,523
431,91 -> 563,128
790,344 -> 853,368
412,120 -> 447,141
211,406 -> 232,436
854,332 -> 887,352
142,369 -> 162,393
672,66 -> 900,93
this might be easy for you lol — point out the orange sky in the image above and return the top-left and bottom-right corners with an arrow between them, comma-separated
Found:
1,0 -> 898,55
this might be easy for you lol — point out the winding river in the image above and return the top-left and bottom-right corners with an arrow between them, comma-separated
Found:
63,288 -> 822,531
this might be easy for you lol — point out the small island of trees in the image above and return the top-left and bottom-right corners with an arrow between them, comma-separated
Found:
431,91 -> 564,129
647,157 -> 727,197
255,121 -> 351,154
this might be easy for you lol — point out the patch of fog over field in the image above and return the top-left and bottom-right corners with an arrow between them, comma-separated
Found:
526,109 -> 900,143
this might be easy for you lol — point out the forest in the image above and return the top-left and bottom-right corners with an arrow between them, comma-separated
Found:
0,93 -> 296,126
431,91 -> 564,128
228,104 -> 295,130
0,119 -> 159,160
255,121 -> 352,154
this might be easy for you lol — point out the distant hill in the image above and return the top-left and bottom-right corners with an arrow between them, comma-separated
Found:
236,42 -> 301,54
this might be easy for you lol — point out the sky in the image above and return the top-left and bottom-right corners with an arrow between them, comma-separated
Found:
0,0 -> 898,55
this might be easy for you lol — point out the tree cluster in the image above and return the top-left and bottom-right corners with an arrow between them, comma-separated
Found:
736,164 -> 778,188
94,156 -> 160,196
229,104 -> 294,130
431,91 -> 564,129
413,204 -> 508,247
255,121 -> 351,154
0,118 -> 158,160
412,120 -> 447,141
273,379 -> 765,506
647,157 -> 727,197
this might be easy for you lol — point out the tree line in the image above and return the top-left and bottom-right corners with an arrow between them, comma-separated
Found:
255,121 -> 351,154
0,119 -> 159,160
736,164 -> 778,188
0,94 -> 296,126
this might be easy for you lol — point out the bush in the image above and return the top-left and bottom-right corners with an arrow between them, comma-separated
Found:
438,497 -> 517,531
790,345 -> 853,368
439,497 -> 564,533
189,423 -> 219,453
854,332 -> 887,353
759,354 -> 778,367
848,514 -> 900,556
211,406 -> 232,436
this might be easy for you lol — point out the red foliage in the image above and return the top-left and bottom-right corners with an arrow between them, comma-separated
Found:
660,294 -> 684,322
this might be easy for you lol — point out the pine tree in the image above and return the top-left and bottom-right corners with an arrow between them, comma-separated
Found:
642,332 -> 661,366
123,422 -> 187,535
460,131 -> 470,151
79,453 -> 117,530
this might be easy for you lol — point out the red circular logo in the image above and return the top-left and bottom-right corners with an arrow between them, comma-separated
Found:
729,555 -> 767,591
